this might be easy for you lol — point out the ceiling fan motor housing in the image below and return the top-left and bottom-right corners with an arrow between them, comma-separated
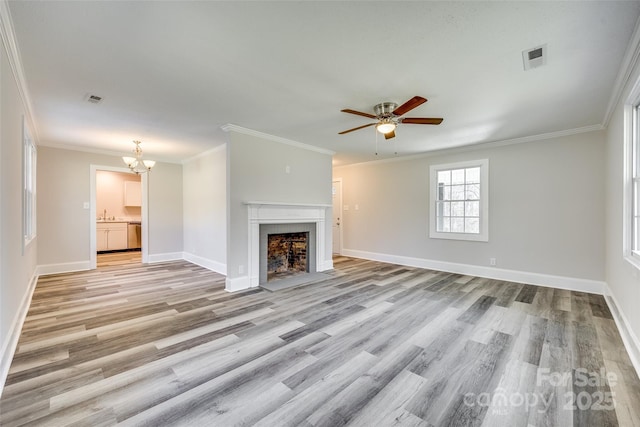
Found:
374,102 -> 399,118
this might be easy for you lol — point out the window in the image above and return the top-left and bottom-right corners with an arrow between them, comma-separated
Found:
633,106 -> 640,257
429,159 -> 488,242
626,101 -> 640,268
23,119 -> 36,249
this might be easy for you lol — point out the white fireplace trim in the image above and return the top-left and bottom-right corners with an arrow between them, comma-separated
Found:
244,201 -> 332,290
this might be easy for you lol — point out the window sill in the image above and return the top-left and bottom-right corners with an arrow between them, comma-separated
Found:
429,231 -> 488,242
625,251 -> 640,271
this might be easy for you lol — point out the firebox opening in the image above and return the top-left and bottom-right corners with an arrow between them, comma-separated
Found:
267,232 -> 309,282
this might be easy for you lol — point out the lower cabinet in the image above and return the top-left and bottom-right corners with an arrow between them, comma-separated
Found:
97,222 -> 128,251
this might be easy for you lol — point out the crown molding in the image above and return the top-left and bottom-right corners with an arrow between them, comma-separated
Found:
221,123 -> 335,156
603,14 -> 640,127
335,124 -> 604,168
0,0 -> 39,143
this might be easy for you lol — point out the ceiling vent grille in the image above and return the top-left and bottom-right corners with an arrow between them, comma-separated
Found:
522,44 -> 547,70
85,94 -> 103,104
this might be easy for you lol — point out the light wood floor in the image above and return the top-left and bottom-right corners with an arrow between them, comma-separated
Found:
1,256 -> 639,426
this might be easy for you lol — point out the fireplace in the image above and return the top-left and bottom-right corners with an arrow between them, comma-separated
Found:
226,202 -> 332,292
259,222 -> 316,285
267,232 -> 309,281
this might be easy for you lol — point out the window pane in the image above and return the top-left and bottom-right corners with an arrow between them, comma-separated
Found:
436,201 -> 450,216
451,169 -> 465,185
451,217 -> 464,232
437,170 -> 451,185
465,218 -> 480,234
465,183 -> 480,200
443,185 -> 451,201
451,185 -> 465,200
465,167 -> 480,184
451,201 -> 464,217
465,201 -> 479,217
437,216 -> 450,232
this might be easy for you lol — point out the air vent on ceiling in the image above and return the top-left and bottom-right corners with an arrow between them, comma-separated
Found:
85,94 -> 103,104
522,44 -> 547,71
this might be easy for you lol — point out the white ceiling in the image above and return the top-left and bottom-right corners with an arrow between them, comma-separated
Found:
6,1 -> 640,166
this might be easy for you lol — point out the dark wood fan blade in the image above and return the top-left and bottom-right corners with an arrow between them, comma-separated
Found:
401,117 -> 443,125
392,96 -> 427,116
338,122 -> 376,134
341,109 -> 377,119
384,130 -> 396,140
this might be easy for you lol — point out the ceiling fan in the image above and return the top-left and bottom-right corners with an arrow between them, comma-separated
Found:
339,95 -> 443,140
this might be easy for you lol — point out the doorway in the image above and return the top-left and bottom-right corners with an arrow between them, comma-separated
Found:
90,165 -> 149,269
332,178 -> 342,255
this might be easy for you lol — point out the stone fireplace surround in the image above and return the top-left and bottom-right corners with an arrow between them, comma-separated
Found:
242,202 -> 332,290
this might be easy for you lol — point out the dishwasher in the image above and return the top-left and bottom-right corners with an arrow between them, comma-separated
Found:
127,222 -> 141,249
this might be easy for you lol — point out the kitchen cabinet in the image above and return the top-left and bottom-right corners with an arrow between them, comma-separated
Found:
97,222 -> 128,251
124,181 -> 142,207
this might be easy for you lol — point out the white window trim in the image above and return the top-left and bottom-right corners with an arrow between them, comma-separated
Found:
429,159 -> 489,242
22,117 -> 36,251
623,74 -> 640,271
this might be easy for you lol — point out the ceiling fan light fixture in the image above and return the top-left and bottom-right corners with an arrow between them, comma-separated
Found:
376,121 -> 396,135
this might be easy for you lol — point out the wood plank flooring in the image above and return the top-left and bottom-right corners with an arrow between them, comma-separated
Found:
1,256 -> 639,426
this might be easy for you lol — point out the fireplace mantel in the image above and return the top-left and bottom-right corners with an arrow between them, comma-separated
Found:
244,201 -> 332,207
234,202 -> 333,291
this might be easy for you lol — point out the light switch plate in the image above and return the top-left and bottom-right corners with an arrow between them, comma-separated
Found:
83,202 -> 90,209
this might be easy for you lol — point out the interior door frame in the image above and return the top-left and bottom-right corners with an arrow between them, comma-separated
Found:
332,178 -> 343,255
89,164 -> 149,268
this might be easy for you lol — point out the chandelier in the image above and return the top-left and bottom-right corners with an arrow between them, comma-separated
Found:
122,140 -> 155,174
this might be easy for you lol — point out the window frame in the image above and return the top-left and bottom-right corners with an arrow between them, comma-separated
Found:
22,118 -> 37,250
622,70 -> 640,271
429,159 -> 489,242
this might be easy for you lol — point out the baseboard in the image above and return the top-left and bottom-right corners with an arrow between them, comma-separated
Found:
147,252 -> 184,263
35,260 -> 91,276
225,276 -> 252,292
182,252 -> 226,275
0,271 -> 38,396
603,285 -> 640,379
341,249 -> 606,294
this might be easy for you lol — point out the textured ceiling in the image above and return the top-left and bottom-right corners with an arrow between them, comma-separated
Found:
7,1 -> 640,165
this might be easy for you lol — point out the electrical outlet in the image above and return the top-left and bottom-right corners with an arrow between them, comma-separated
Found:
239,265 -> 244,275
490,258 -> 497,266
83,202 -> 90,209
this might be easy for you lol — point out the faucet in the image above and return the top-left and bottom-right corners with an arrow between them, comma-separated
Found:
103,209 -> 107,220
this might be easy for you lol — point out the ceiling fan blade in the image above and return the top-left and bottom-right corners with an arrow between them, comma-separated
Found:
401,117 -> 443,125
392,96 -> 427,116
341,109 -> 377,119
384,130 -> 396,140
338,122 -> 376,134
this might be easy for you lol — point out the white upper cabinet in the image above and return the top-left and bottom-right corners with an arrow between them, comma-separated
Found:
124,181 -> 142,207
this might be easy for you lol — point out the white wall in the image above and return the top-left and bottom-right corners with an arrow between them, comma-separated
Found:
37,146 -> 183,267
183,145 -> 227,273
0,35 -> 38,391
147,161 -> 184,258
334,131 -> 606,287
226,129 -> 333,287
